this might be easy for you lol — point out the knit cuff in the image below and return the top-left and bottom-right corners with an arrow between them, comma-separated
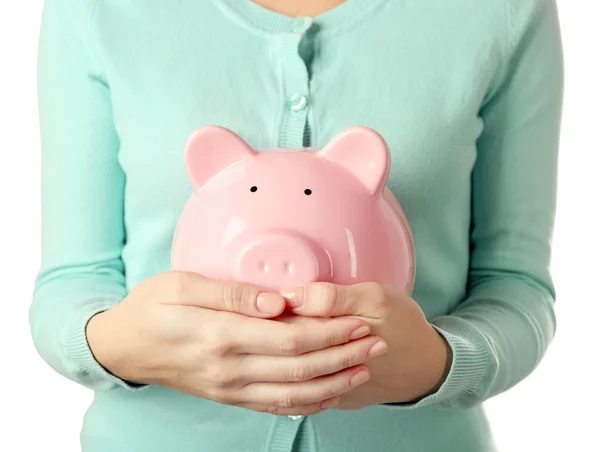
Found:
61,298 -> 151,392
380,316 -> 496,410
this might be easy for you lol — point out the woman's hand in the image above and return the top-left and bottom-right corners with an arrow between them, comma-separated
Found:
86,271 -> 388,415
281,282 -> 453,411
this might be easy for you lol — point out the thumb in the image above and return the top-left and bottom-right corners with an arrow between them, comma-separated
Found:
280,282 -> 389,318
166,271 -> 286,318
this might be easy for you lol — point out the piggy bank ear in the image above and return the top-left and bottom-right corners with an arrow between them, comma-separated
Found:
318,127 -> 391,195
184,126 -> 256,189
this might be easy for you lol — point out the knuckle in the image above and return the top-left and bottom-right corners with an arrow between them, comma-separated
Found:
169,272 -> 191,300
265,405 -> 281,416
342,352 -> 359,369
221,282 -> 239,313
209,337 -> 233,358
367,283 -> 387,308
315,283 -> 339,317
211,322 -> 234,351
206,366 -> 235,388
290,363 -> 312,382
324,331 -> 339,347
278,390 -> 300,409
221,282 -> 253,314
281,333 -> 302,356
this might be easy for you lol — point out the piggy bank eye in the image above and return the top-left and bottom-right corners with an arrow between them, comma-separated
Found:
304,189 -> 312,195
250,186 -> 258,193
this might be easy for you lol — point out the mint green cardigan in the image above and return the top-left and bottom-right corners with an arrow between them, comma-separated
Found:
31,0 -> 563,450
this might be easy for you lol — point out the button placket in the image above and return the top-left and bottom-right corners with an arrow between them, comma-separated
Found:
266,413 -> 307,452
276,18 -> 313,149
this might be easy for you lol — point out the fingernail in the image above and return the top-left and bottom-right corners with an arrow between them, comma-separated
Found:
280,287 -> 303,308
257,293 -> 283,314
348,325 -> 370,341
320,397 -> 340,410
367,341 -> 388,359
349,370 -> 370,388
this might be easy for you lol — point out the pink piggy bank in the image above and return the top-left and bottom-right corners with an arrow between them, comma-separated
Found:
171,126 -> 415,294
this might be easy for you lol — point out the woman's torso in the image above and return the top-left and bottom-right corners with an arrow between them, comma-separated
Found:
83,0 -> 508,450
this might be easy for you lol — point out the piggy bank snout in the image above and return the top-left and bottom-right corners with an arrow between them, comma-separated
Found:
232,234 -> 329,291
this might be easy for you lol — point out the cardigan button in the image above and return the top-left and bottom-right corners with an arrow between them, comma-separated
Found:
288,415 -> 304,420
288,94 -> 309,112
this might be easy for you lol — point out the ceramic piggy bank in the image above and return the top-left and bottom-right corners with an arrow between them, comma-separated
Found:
171,126 -> 415,294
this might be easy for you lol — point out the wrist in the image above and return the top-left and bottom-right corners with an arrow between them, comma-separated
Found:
403,327 -> 452,404
86,310 -> 129,381
86,310 -> 149,387
420,327 -> 452,398
429,328 -> 453,393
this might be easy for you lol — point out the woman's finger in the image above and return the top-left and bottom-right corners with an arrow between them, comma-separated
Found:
235,365 -> 370,408
281,281 -> 393,319
240,336 -> 387,382
162,271 -> 286,318
235,396 -> 340,417
229,316 -> 371,356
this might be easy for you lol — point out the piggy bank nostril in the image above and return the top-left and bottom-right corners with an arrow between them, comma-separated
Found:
258,262 -> 269,273
283,261 -> 294,274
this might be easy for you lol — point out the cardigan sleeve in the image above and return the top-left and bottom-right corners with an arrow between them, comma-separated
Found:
29,0 -> 144,392
384,0 -> 564,410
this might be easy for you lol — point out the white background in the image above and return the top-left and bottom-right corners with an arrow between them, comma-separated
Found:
0,2 -> 598,451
